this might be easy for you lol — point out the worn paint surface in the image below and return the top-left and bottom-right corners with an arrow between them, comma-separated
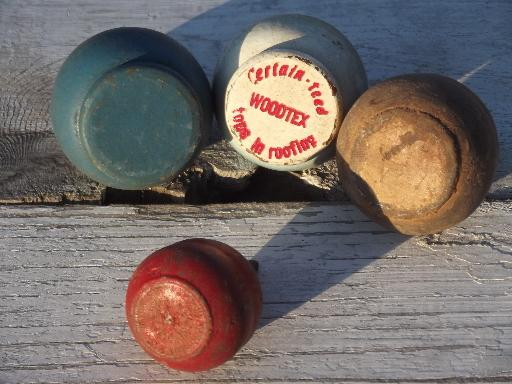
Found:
51,28 -> 212,190
125,238 -> 262,372
225,52 -> 340,167
352,108 -> 459,216
214,14 -> 367,171
129,277 -> 213,362
337,74 -> 498,235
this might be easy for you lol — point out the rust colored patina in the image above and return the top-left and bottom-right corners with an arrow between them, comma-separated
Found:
125,239 -> 262,372
129,277 -> 212,361
336,74 -> 498,235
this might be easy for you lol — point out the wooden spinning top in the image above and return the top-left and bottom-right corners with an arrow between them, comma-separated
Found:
336,74 -> 498,235
125,239 -> 262,372
214,14 -> 367,171
51,28 -> 212,190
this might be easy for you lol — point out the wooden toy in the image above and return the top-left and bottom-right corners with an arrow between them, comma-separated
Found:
51,28 -> 212,189
125,239 -> 262,371
214,15 -> 367,171
336,74 -> 498,235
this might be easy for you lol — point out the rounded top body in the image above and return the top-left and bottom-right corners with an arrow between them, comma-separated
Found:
52,27 -> 212,189
336,73 -> 498,235
214,14 -> 367,171
125,238 -> 262,372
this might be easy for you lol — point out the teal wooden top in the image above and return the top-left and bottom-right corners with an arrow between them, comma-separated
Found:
51,28 -> 212,190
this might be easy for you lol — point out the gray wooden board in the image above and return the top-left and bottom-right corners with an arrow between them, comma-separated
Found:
1,0 -> 512,202
0,201 -> 511,383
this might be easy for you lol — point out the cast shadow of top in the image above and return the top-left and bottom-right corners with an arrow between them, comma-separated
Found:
251,202 -> 407,328
167,1 -> 306,79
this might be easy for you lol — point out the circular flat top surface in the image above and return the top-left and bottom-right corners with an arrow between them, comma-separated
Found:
130,277 -> 212,362
80,64 -> 201,189
350,109 -> 459,217
225,52 -> 340,169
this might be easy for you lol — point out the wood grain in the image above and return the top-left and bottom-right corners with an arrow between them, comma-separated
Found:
0,0 -> 511,202
1,202 -> 511,383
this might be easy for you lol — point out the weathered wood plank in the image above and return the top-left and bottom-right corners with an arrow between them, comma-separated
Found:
1,0 -> 511,202
0,202 -> 511,383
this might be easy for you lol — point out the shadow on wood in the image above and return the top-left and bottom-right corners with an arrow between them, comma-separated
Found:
1,202 -> 511,381
252,203 -> 407,327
